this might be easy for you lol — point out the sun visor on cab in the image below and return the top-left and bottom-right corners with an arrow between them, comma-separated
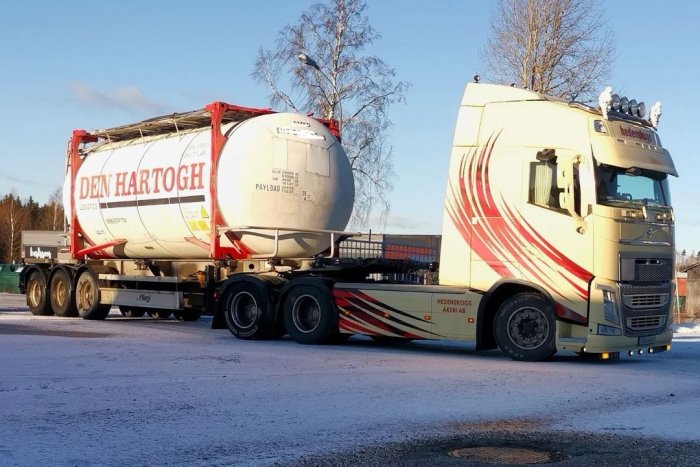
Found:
590,120 -> 678,177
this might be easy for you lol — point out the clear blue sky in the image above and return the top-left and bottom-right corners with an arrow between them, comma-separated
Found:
0,1 -> 698,252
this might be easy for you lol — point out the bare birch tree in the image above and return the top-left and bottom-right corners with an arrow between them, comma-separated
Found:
0,192 -> 28,261
253,0 -> 408,227
482,0 -> 615,102
49,188 -> 65,231
34,188 -> 64,231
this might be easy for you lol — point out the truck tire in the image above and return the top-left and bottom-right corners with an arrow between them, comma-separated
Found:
50,269 -> 78,317
119,306 -> 146,318
75,269 -> 111,320
222,281 -> 274,339
26,269 -> 52,316
494,293 -> 556,362
283,285 -> 337,345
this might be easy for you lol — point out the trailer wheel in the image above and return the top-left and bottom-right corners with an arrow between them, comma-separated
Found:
26,270 -> 52,316
494,293 -> 556,362
50,269 -> 77,317
222,282 -> 273,339
283,285 -> 337,345
75,270 -> 111,320
119,306 -> 146,318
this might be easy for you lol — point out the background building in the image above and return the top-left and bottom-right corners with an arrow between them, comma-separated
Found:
680,264 -> 700,320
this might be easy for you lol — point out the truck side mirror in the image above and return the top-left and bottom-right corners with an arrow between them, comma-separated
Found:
557,154 -> 584,222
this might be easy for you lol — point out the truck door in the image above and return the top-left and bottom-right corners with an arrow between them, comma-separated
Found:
518,149 -> 594,321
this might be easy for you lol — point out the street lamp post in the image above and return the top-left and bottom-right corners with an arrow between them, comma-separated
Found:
297,53 -> 339,123
297,53 -> 319,70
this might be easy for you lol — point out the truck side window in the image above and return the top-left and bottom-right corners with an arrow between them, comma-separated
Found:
528,161 -> 563,211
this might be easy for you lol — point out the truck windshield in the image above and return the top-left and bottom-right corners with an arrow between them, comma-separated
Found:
595,164 -> 670,208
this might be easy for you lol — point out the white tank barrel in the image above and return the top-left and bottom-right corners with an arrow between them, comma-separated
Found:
65,113 -> 355,259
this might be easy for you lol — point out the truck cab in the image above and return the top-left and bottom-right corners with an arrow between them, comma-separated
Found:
439,83 -> 676,358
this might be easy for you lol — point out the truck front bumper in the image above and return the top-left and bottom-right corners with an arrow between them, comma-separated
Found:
573,329 -> 673,357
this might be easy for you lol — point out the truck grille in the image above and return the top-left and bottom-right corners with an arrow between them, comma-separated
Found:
634,259 -> 673,282
620,256 -> 674,282
622,293 -> 669,309
619,283 -> 672,337
634,258 -> 673,282
627,315 -> 666,331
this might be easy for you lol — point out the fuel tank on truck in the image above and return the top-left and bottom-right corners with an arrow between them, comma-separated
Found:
64,113 -> 355,259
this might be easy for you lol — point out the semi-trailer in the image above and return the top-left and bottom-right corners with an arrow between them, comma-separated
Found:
20,82 -> 677,361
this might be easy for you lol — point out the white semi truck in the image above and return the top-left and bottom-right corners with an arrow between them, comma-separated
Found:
20,83 -> 677,361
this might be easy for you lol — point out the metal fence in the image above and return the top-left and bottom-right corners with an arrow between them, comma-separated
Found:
338,235 -> 440,284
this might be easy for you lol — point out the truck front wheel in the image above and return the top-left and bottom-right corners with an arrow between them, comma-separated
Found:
75,270 -> 111,320
223,281 -> 274,339
494,293 -> 556,362
26,270 -> 52,316
283,285 -> 337,345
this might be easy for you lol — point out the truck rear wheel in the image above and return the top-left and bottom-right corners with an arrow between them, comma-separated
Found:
75,269 -> 111,320
494,293 -> 556,362
50,269 -> 78,317
26,270 -> 52,316
283,285 -> 337,345
223,281 -> 274,339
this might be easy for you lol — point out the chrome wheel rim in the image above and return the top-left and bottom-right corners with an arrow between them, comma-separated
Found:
292,295 -> 321,333
231,292 -> 258,330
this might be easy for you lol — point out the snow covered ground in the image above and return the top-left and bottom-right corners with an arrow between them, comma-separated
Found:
675,321 -> 700,338
1,293 -> 699,466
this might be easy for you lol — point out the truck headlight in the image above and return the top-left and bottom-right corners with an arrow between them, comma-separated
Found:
603,290 -> 620,324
